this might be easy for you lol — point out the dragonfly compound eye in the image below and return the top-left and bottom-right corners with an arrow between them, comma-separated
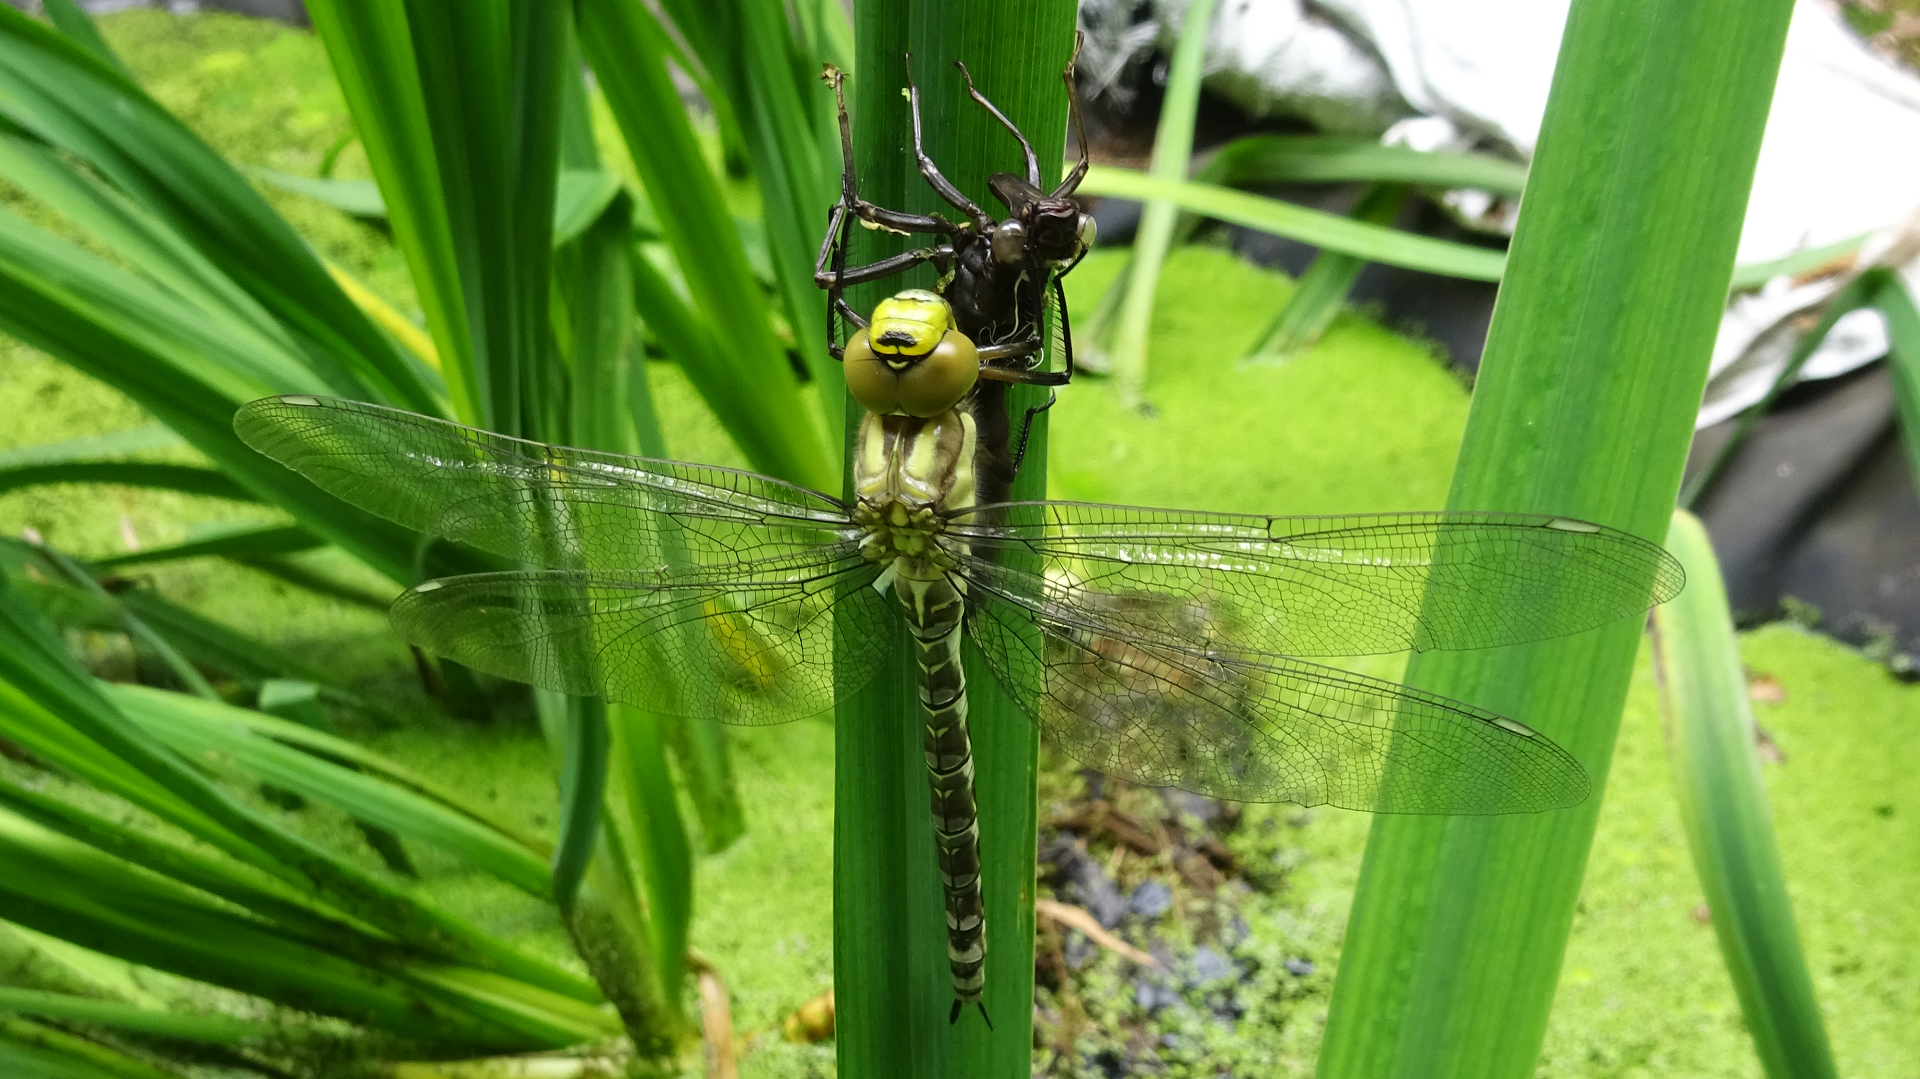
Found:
844,290 -> 980,417
990,219 -> 1027,264
1076,213 -> 1097,255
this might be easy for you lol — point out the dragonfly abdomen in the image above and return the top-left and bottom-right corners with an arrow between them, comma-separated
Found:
901,575 -> 988,1020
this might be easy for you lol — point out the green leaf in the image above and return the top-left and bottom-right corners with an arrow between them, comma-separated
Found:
1869,276 -> 1920,498
0,776 -> 420,984
250,167 -> 627,250
1201,134 -> 1530,195
88,523 -> 321,571
0,569 -> 598,1005
1316,1 -> 1794,1074
247,170 -> 388,219
0,808 -> 593,1050
0,202 -> 448,585
1242,183 -> 1407,365
551,697 -> 609,911
107,685 -> 553,898
0,988 -> 267,1047
0,1014 -> 183,1079
606,705 -> 693,1012
834,3 -> 1072,1073
299,0 -> 487,424
0,6 -> 440,415
1080,167 -> 1508,281
38,0 -> 121,74
1680,267 -> 1893,509
654,0 -> 847,445
0,463 -> 251,501
667,716 -> 745,854
28,542 -> 217,701
0,426 -> 181,468
578,0 -> 836,490
1726,232 -> 1870,292
1650,511 -> 1838,1078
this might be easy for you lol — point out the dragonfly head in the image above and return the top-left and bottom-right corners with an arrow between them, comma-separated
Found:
1020,197 -> 1092,265
845,289 -> 980,417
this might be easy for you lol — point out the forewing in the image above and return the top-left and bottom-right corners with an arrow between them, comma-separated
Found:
966,587 -> 1589,813
391,554 -> 893,726
953,505 -> 1683,657
235,395 -> 853,571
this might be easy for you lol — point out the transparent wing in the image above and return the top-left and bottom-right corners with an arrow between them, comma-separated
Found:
965,585 -> 1588,813
952,505 -> 1683,658
390,553 -> 893,726
236,395 -> 855,570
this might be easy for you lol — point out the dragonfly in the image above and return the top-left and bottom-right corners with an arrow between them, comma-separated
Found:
235,290 -> 1681,1025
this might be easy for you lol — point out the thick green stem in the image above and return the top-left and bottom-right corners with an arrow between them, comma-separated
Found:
1318,0 -> 1795,1074
834,3 -> 1074,1075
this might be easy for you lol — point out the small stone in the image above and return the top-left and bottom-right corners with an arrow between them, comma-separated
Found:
1128,880 -> 1173,919
1134,979 -> 1179,1012
1221,914 -> 1250,947
1284,957 -> 1315,976
1189,946 -> 1236,985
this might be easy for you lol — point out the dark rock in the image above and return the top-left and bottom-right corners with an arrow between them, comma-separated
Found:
1053,841 -> 1128,928
1189,945 -> 1238,985
1083,1048 -> 1128,1079
1134,978 -> 1180,1012
1038,831 -> 1078,866
1284,957 -> 1316,977
1221,914 -> 1251,947
1128,879 -> 1173,920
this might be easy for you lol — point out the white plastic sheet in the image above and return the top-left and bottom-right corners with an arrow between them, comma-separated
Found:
1124,0 -> 1920,425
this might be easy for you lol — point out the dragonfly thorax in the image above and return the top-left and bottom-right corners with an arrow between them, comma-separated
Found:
853,405 -> 977,583
854,498 -> 958,574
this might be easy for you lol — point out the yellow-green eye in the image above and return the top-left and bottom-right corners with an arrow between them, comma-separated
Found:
896,328 -> 979,417
843,328 -> 901,414
841,322 -> 980,417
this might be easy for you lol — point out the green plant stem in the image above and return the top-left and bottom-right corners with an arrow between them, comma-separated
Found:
836,3 -> 1072,1074
1875,277 -> 1920,491
1651,511 -> 1837,1078
1080,169 -> 1507,281
0,1014 -> 184,1079
0,988 -> 270,1047
1108,0 -> 1218,408
1679,268 -> 1892,509
1316,0 -> 1795,1075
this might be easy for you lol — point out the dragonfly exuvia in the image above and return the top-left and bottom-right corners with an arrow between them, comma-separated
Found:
234,288 -> 1681,1024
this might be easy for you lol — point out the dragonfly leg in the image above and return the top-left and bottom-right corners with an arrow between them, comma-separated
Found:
955,60 -> 1039,189
815,245 -> 952,292
1009,389 -> 1058,478
905,53 -> 995,231
1049,33 -> 1091,200
818,237 -> 953,357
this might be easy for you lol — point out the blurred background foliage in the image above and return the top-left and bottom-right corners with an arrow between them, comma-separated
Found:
0,4 -> 1910,1079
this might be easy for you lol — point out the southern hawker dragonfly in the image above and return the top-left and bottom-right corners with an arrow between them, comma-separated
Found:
234,293 -> 1681,1024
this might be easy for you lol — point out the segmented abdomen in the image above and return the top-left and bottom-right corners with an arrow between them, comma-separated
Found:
900,575 -> 984,1011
